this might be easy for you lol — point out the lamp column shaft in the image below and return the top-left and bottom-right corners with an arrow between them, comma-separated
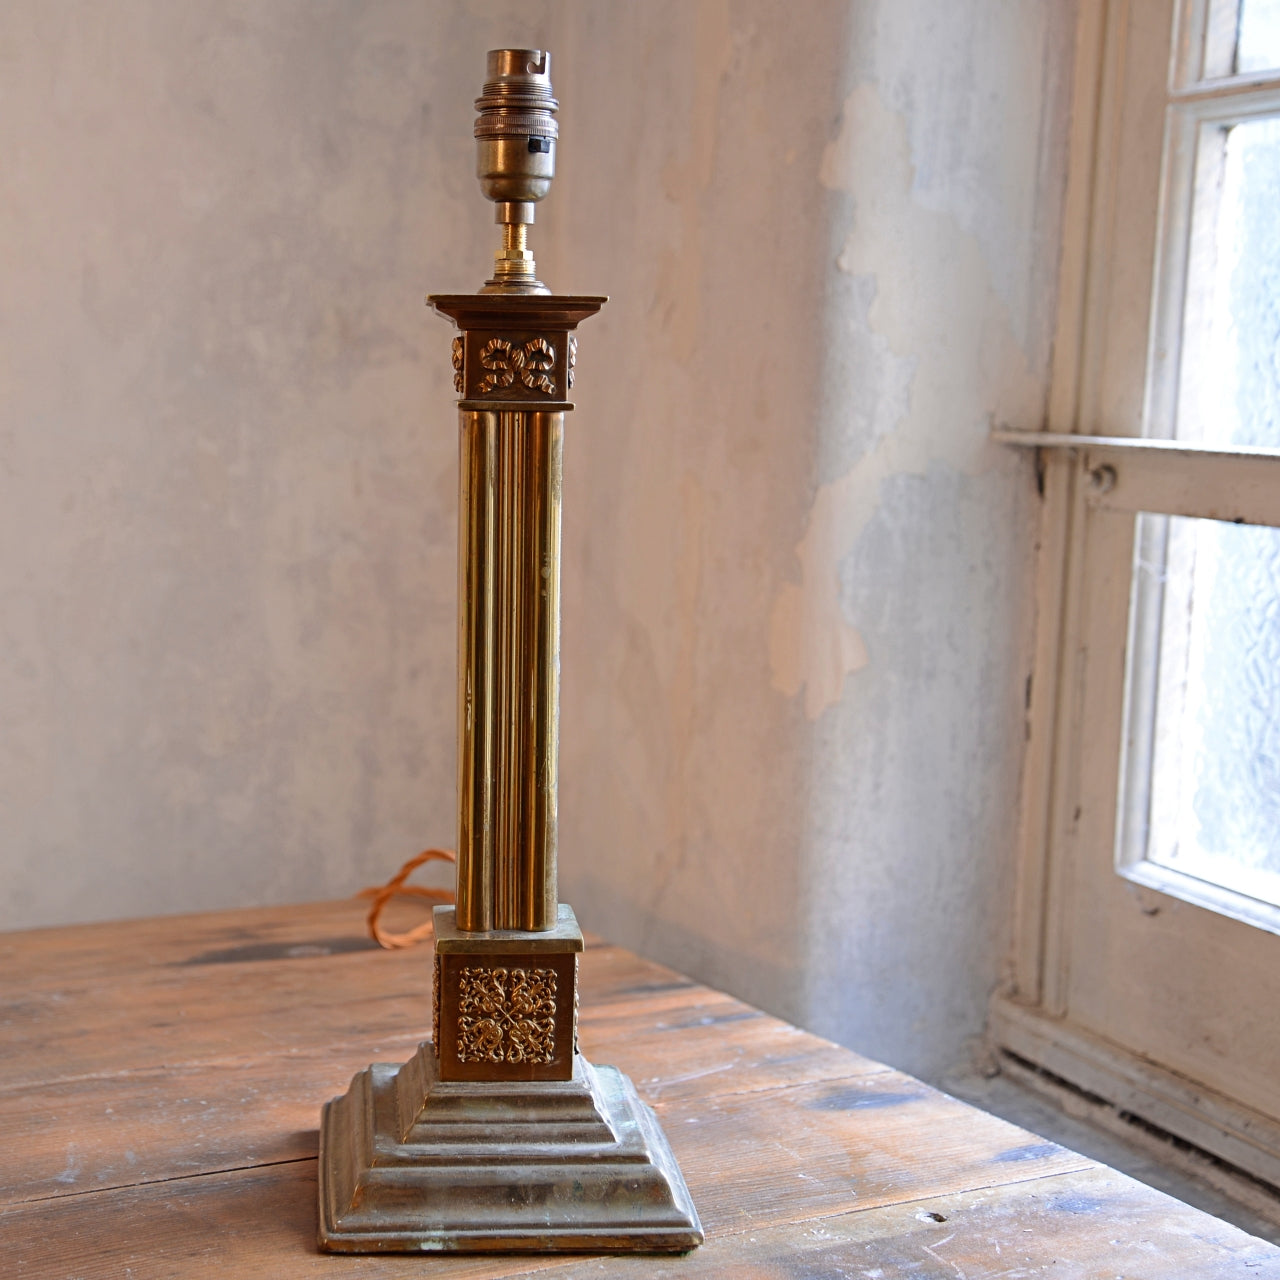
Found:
457,409 -> 562,932
429,299 -> 597,1082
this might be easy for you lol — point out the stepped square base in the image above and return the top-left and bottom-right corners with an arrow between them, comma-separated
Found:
318,1041 -> 703,1253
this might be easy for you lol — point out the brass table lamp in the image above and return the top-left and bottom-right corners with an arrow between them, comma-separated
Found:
317,49 -> 703,1254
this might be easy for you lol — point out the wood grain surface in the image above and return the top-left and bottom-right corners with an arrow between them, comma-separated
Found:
2,899 -> 1277,1278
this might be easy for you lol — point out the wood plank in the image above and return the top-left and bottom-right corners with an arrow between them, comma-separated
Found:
8,1159 -> 1277,1279
4,901 -> 1275,1276
0,907 -> 886,1204
0,901 -> 423,1088
0,945 -> 431,1086
0,900 -> 1089,1216
0,907 -> 622,1084
578,961 -> 891,1105
0,899 -> 379,981
0,1051 -> 379,1204
4,904 -> 823,1080
0,1015 -> 883,1205
655,1071 -> 1092,1231
528,1165 -> 1280,1279
0,1034 -> 1068,1216
3,1161 -> 536,1280
0,1061 -> 1093,1234
0,902 -> 877,1101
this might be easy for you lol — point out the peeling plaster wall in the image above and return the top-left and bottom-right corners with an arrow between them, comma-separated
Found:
552,0 -> 1076,1082
2,2 -> 1074,1081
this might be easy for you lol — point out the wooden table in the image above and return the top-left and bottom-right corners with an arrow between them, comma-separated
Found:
2,900 -> 1278,1278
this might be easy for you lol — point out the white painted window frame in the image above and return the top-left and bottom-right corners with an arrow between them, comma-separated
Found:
993,0 -> 1280,1183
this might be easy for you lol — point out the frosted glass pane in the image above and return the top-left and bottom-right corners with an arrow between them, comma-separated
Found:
1237,0 -> 1280,71
1143,515 -> 1280,908
1176,115 -> 1280,447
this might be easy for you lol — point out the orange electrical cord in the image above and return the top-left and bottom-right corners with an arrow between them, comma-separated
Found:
359,848 -> 457,949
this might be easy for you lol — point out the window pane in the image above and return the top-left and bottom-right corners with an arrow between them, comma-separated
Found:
1237,0 -> 1280,72
1176,115 -> 1280,447
1135,514 -> 1280,911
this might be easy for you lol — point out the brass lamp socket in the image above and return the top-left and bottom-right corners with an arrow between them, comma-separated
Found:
474,49 -> 558,210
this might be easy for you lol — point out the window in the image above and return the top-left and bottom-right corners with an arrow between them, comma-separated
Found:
995,0 -> 1280,1191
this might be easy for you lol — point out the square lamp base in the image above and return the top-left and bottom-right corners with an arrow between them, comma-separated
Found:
318,1041 -> 703,1253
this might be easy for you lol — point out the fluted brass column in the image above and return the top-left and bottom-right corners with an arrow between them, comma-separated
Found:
318,49 -> 701,1253
440,308 -> 602,928
455,406 -> 562,931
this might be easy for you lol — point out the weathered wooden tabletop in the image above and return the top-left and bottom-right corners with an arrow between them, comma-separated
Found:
2,899 -> 1277,1278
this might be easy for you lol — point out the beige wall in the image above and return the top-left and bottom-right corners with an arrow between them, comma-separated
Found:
1,2 -> 1074,1082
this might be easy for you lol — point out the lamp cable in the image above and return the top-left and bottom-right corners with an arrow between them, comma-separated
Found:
359,848 -> 456,949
